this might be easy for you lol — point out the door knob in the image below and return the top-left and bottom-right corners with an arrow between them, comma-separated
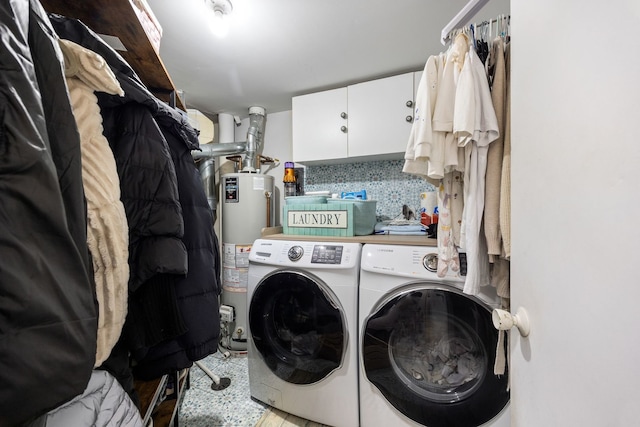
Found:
492,307 -> 530,337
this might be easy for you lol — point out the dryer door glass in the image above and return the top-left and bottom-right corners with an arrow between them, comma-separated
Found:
249,270 -> 345,385
362,286 -> 509,427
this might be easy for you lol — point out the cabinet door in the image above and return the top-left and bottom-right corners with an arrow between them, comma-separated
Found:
414,71 -> 423,100
347,73 -> 415,158
292,87 -> 348,162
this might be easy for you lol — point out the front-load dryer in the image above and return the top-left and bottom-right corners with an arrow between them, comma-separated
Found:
248,239 -> 361,427
359,244 -> 509,427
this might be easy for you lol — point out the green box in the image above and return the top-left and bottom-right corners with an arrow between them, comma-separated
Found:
283,203 -> 355,237
326,199 -> 377,236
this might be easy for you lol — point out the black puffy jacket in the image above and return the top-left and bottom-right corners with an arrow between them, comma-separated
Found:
0,1 -> 98,425
49,15 -> 220,380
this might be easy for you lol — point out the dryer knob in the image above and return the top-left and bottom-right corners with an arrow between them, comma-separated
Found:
288,245 -> 304,261
422,253 -> 438,272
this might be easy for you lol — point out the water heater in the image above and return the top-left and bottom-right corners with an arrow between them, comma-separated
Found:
220,172 -> 274,352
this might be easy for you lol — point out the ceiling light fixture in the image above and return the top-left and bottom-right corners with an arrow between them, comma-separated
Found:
206,0 -> 233,38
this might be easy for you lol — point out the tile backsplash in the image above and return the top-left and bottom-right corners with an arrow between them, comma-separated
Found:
304,159 -> 436,221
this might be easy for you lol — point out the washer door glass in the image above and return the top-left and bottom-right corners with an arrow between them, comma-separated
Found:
362,286 -> 509,427
249,270 -> 345,385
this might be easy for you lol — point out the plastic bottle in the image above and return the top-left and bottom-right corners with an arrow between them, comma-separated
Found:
283,162 -> 297,197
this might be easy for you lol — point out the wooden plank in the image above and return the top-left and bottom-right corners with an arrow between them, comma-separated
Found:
255,408 -> 285,427
133,376 -> 164,421
255,408 -> 330,427
40,0 -> 185,110
261,232 -> 437,246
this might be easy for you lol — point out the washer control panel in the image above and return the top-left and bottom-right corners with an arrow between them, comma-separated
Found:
311,245 -> 344,264
287,245 -> 304,261
249,239 -> 360,268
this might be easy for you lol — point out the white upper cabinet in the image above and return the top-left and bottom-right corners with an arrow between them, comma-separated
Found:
347,72 -> 415,158
292,87 -> 348,162
292,72 -> 418,164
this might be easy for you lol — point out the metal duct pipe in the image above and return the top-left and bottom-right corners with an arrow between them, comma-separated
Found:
199,158 -> 218,221
191,141 -> 247,159
241,106 -> 266,172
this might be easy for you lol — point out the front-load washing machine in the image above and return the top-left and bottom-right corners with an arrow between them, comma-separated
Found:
359,244 -> 509,427
247,239 -> 361,427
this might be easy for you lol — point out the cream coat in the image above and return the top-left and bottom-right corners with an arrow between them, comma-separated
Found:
59,39 -> 129,367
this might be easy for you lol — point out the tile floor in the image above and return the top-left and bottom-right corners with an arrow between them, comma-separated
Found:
178,352 -> 267,427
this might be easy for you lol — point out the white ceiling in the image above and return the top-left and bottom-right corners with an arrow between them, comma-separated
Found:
146,0 -> 510,118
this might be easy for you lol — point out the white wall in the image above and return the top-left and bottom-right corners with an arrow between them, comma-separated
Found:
511,0 -> 640,425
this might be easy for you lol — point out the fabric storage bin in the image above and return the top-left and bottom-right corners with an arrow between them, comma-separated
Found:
283,203 -> 354,236
285,195 -> 328,205
326,199 -> 377,236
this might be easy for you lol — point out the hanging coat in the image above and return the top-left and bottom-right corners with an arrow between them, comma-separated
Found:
24,371 -> 143,427
59,38 -> 131,368
49,14 -> 221,380
0,1 -> 98,425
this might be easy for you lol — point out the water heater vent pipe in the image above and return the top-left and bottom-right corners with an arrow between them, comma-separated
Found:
241,106 -> 266,172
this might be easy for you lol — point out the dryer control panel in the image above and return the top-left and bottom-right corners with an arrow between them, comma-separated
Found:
311,245 -> 343,264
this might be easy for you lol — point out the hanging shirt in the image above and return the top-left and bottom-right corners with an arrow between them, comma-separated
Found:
454,47 -> 499,296
484,38 -> 507,259
431,33 -> 469,180
500,42 -> 512,259
403,54 -> 439,180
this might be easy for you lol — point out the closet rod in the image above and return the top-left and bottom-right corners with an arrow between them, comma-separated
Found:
440,0 -> 490,44
442,14 -> 510,45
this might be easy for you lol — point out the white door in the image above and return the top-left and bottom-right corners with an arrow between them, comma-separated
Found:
511,1 -> 640,425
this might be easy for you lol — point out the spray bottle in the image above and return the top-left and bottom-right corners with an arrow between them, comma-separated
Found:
283,161 -> 297,197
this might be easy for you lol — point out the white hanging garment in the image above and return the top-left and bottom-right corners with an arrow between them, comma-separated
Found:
403,54 -> 440,181
431,34 -> 468,181
454,47 -> 499,296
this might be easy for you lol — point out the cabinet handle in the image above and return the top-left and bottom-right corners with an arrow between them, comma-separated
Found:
405,115 -> 413,123
406,100 -> 413,108
340,126 -> 348,133
340,112 -> 347,119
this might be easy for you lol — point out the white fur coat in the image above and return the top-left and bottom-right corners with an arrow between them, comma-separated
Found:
59,39 -> 129,367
